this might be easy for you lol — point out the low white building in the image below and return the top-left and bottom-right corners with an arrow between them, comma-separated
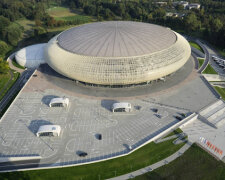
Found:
36,125 -> 61,137
155,2 -> 167,6
173,1 -> 189,9
188,3 -> 201,9
15,43 -> 46,68
49,97 -> 69,107
112,102 -> 132,112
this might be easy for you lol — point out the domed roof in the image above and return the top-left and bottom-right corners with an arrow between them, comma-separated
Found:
15,43 -> 46,68
57,21 -> 177,57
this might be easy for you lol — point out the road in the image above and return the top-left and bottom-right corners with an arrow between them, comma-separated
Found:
197,40 -> 225,76
0,69 -> 34,114
197,40 -> 210,73
0,159 -> 41,172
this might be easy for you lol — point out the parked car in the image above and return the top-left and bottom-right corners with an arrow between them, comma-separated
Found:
79,152 -> 88,157
175,116 -> 183,121
96,133 -> 102,140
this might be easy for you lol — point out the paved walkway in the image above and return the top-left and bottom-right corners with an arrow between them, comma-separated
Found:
108,142 -> 192,180
197,40 -> 209,73
154,133 -> 186,144
7,52 -> 25,73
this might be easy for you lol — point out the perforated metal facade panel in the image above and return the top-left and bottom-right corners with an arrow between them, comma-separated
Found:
45,22 -> 191,85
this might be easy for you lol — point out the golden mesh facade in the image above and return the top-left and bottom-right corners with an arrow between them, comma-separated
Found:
45,22 -> 191,85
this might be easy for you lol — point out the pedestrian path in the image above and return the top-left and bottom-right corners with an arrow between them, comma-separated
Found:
154,132 -> 187,144
7,53 -> 25,73
108,142 -> 192,180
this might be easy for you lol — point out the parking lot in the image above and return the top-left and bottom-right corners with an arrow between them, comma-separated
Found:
0,57 -> 220,168
210,55 -> 225,75
0,88 -> 187,166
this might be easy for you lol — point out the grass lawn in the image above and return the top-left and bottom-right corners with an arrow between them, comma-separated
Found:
189,41 -> 204,53
198,58 -> 204,69
164,128 -> 183,138
135,143 -> 225,180
12,58 -> 25,69
0,138 -> 185,180
0,72 -> 11,93
202,64 -> 218,74
0,70 -> 20,101
214,86 -> 225,101
54,15 -> 91,22
47,6 -> 93,23
47,6 -> 77,17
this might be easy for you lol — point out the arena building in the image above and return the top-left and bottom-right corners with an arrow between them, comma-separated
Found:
44,21 -> 191,85
3,21 -> 225,172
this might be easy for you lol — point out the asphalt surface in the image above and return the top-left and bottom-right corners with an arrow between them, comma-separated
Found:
197,40 -> 209,73
0,69 -> 34,114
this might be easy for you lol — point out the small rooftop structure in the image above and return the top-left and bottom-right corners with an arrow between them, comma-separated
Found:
49,97 -> 69,107
36,125 -> 61,137
188,3 -> 201,9
155,2 -> 167,6
112,102 -> 132,112
173,1 -> 189,9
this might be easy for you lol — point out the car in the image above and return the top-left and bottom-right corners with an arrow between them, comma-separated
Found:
180,113 -> 186,117
96,133 -> 102,140
175,116 -> 183,121
151,108 -> 158,113
79,152 -> 88,157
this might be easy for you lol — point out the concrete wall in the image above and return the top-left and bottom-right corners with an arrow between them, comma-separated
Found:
203,74 -> 225,81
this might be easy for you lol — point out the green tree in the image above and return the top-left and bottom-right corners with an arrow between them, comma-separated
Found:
0,16 -> 10,39
210,18 -> 223,33
176,4 -> 184,12
152,8 -> 166,18
84,5 -> 96,15
185,13 -> 200,33
0,58 -> 9,74
6,25 -> 22,46
33,26 -> 47,37
0,41 -> 9,56
115,3 -> 125,17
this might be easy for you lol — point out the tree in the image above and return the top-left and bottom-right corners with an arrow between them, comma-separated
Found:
6,25 -> 22,46
84,5 -> 96,15
0,41 -> 9,56
210,18 -> 223,33
33,26 -> 47,37
176,4 -> 184,12
152,8 -> 166,18
0,58 -> 9,74
185,13 -> 200,33
35,19 -> 42,26
114,3 -> 125,17
0,16 -> 10,39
